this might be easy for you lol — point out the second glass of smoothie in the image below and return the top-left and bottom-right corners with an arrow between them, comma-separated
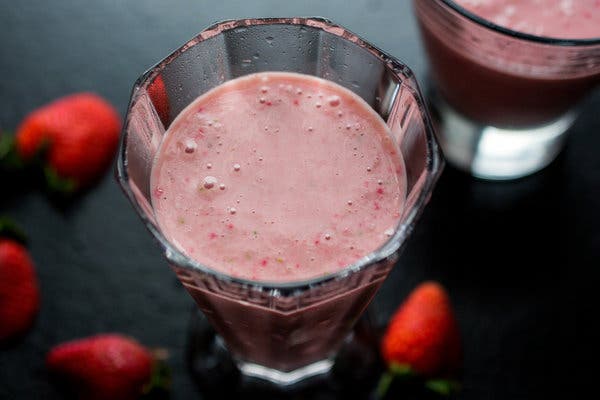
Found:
118,17 -> 442,387
413,0 -> 600,180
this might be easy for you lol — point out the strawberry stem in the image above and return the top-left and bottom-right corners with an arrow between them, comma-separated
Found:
375,370 -> 394,399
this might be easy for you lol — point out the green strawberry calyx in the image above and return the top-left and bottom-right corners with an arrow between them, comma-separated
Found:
0,217 -> 27,244
1,131 -> 76,195
425,378 -> 462,396
375,363 -> 413,398
375,362 -> 461,398
0,132 -> 24,169
141,349 -> 172,399
43,166 -> 76,194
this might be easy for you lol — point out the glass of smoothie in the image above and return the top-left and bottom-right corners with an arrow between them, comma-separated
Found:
413,0 -> 600,180
117,17 -> 442,387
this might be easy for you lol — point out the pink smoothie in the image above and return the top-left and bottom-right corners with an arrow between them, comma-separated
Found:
455,0 -> 600,39
151,72 -> 405,282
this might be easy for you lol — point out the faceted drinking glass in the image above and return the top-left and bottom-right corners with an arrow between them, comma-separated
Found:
413,0 -> 600,180
116,17 -> 442,386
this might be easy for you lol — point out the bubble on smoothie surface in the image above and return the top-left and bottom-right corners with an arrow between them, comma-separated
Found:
184,139 -> 197,153
328,95 -> 341,107
203,176 -> 218,189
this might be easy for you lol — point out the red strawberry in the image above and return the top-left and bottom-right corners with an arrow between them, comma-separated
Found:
0,236 -> 40,342
47,334 -> 169,400
381,281 -> 461,377
15,93 -> 121,192
147,75 -> 170,126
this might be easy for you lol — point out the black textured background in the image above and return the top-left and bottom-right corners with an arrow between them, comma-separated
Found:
0,1 -> 598,399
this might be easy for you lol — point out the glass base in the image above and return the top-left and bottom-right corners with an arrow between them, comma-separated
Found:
428,90 -> 577,180
186,308 -> 383,397
238,358 -> 334,386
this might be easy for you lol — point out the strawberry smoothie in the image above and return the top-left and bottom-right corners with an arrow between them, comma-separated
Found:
455,0 -> 600,39
151,72 -> 405,283
414,0 -> 600,127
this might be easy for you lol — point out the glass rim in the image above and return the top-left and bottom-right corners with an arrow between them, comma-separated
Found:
440,0 -> 600,46
116,17 -> 444,293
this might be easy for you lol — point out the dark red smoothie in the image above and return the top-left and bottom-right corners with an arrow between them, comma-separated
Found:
414,0 -> 600,127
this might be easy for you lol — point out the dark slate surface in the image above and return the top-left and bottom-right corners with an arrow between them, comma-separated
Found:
1,1 -> 598,399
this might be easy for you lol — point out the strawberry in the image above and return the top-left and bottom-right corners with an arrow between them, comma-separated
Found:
15,93 -> 121,192
47,334 -> 170,400
377,282 -> 461,397
147,75 -> 170,126
0,221 -> 40,343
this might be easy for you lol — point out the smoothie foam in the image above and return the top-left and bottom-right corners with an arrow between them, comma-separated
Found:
151,72 -> 405,282
455,0 -> 600,39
